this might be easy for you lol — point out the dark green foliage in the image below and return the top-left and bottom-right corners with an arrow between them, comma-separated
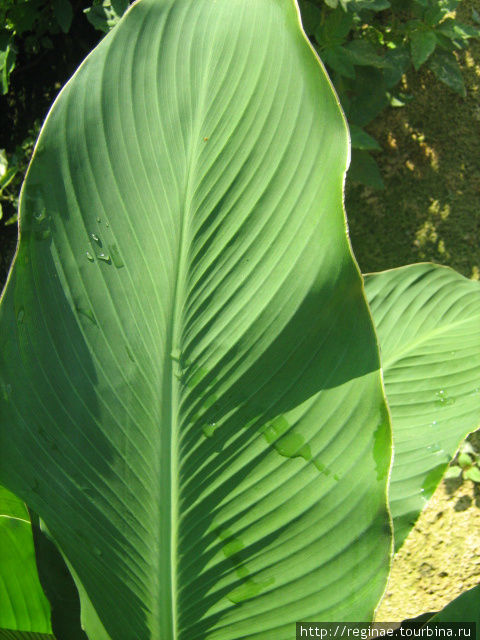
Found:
300,0 -> 480,186
0,1 -> 132,241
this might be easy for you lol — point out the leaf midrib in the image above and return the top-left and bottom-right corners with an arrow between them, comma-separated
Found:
162,10 -> 219,636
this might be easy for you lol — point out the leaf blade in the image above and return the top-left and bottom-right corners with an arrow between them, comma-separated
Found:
365,264 -> 480,548
0,1 -> 392,637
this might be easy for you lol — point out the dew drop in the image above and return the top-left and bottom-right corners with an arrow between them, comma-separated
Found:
109,243 -> 124,268
96,217 -> 101,223
314,459 -> 331,475
34,210 -> 46,223
125,345 -> 135,362
86,251 -> 94,262
1,383 -> 12,401
97,253 -> 111,263
203,423 -> 217,438
76,307 -> 97,326
263,417 -> 311,461
90,232 -> 100,244
105,221 -> 110,228
17,308 -> 25,324
435,390 -> 455,407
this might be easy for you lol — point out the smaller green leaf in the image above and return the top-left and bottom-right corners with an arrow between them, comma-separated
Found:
347,0 -> 391,10
436,18 -> 480,41
0,40 -> 16,95
84,0 -> 128,33
348,149 -> 385,189
458,452 -> 474,469
460,442 -> 475,455
382,45 -> 410,88
439,0 -> 460,12
0,167 -> 17,191
429,50 -> 466,97
473,8 -> 480,25
315,7 -> 353,46
347,67 -> 389,125
53,0 -> 73,34
444,465 -> 462,479
424,7 -> 447,26
321,45 -> 356,78
111,0 -> 129,13
349,124 -> 381,150
410,29 -> 437,69
389,91 -> 414,107
464,466 -> 480,483
345,39 -> 387,67
4,212 -> 18,226
299,1 -> 322,36
324,0 -> 339,8
0,149 -> 7,178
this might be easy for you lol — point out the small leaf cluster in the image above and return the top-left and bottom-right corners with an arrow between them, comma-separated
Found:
299,0 -> 480,188
0,0 -> 75,96
446,441 -> 480,483
0,1 -> 131,98
0,121 -> 39,227
0,1 -> 131,228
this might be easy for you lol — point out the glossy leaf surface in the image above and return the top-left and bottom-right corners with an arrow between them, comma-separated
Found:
0,0 -> 391,637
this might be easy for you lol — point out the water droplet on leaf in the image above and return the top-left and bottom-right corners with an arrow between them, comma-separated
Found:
97,253 -> 111,263
76,307 -> 97,326
435,390 -> 455,407
202,423 -> 217,438
1,383 -> 12,401
34,210 -> 46,223
109,243 -> 124,268
86,251 -> 94,262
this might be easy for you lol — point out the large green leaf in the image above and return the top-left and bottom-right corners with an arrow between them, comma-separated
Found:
429,584 -> 480,624
0,487 -> 51,634
0,0 -> 392,638
365,264 -> 480,549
